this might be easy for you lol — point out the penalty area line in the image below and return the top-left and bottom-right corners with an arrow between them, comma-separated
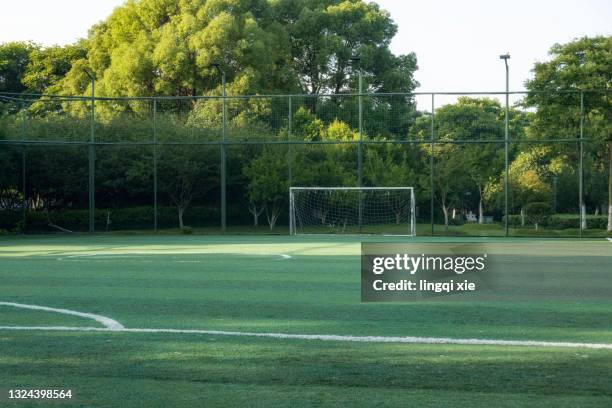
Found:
0,325 -> 611,350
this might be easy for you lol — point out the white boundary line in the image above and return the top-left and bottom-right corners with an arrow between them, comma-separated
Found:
0,325 -> 611,349
56,253 -> 292,261
0,302 -> 124,330
2,302 -> 612,349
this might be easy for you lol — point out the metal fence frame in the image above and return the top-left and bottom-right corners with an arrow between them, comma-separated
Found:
1,89 -> 608,237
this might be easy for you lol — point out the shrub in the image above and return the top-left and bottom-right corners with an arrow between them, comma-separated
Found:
523,202 -> 553,230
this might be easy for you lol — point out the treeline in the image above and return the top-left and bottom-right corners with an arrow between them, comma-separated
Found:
0,0 -> 610,232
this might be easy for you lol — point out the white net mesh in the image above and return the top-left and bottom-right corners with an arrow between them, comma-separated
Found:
290,187 -> 416,235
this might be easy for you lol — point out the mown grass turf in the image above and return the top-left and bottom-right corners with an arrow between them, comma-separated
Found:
0,235 -> 611,406
2,331 -> 612,408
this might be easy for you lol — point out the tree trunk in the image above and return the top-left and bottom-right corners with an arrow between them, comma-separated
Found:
608,142 -> 612,232
249,203 -> 263,227
477,185 -> 484,224
442,204 -> 449,232
266,204 -> 281,231
581,203 -> 587,230
520,209 -> 525,227
178,206 -> 184,229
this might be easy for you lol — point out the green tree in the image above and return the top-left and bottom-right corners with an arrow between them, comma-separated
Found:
158,144 -> 218,229
243,148 -> 288,230
364,144 -> 420,224
22,43 -> 88,94
274,0 -> 417,95
61,0 -> 290,98
525,36 -> 612,230
0,42 -> 37,94
436,98 -> 507,223
410,97 -> 528,231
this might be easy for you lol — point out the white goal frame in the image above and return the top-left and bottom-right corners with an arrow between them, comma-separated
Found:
289,187 -> 416,236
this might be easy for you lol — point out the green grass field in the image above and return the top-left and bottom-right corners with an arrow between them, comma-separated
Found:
1,235 -> 611,407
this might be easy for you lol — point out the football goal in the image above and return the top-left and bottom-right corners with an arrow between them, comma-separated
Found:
289,187 -> 416,235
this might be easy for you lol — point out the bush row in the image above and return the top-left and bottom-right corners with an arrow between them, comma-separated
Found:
503,214 -> 608,229
0,205 -> 261,232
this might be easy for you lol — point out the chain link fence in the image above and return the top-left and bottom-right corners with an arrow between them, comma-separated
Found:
0,90 -> 610,236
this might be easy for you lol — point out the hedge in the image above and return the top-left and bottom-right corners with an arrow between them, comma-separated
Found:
0,205 -> 257,232
503,214 -> 608,229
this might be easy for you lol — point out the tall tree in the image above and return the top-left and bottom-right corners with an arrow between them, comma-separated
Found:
274,0 -> 417,95
22,43 -> 88,94
525,36 -> 611,231
243,148 -> 288,230
0,42 -> 37,94
60,0 -> 291,98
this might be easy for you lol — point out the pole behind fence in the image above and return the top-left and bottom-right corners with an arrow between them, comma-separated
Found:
153,99 -> 158,232
579,91 -> 584,238
430,93 -> 435,236
358,72 -> 363,232
87,81 -> 96,233
20,101 -> 26,232
288,96 -> 293,187
221,77 -> 227,233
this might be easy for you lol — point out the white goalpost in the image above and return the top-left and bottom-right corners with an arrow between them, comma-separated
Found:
289,187 -> 416,236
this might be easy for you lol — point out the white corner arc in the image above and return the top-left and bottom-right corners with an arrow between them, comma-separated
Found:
0,302 -> 124,330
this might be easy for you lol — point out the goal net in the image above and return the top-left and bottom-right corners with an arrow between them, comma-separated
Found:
289,187 -> 416,235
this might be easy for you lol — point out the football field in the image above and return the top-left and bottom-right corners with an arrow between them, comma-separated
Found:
1,235 -> 611,407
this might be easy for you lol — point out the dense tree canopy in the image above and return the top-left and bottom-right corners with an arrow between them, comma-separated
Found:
0,6 -> 609,236
525,35 -> 612,230
31,0 -> 416,99
0,42 -> 37,94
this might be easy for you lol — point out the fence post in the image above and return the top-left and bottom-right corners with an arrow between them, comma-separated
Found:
88,85 -> 96,233
504,75 -> 510,237
153,98 -> 158,232
288,96 -> 293,187
20,101 -> 26,233
430,93 -> 435,236
221,78 -> 227,232
579,91 -> 584,237
358,72 -> 363,232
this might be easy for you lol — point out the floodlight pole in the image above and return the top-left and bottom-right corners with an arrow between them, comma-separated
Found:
213,63 -> 227,233
83,68 -> 96,233
500,54 -> 510,237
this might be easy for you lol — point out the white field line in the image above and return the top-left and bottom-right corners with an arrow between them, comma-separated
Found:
56,253 -> 292,261
3,302 -> 612,349
0,302 -> 124,330
0,325 -> 611,349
